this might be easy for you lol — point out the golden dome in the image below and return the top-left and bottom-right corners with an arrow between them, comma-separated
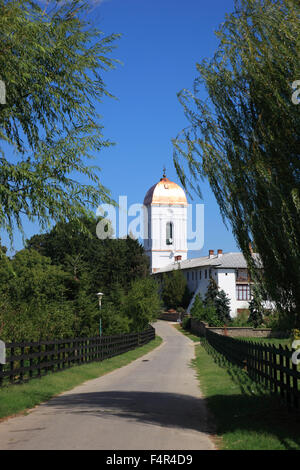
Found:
144,174 -> 188,206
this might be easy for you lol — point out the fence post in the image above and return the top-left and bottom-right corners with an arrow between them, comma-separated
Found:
20,344 -> 24,383
0,326 -> 156,389
29,343 -> 33,379
37,343 -> 41,378
285,346 -> 291,410
292,359 -> 299,409
10,346 -> 14,384
279,345 -> 284,401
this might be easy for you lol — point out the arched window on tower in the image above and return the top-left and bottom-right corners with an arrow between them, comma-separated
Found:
166,222 -> 173,245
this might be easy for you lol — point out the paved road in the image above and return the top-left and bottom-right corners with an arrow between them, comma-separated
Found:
0,321 -> 215,450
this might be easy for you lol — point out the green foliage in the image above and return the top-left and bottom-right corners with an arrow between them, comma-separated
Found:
291,329 -> 300,342
190,294 -> 206,322
0,218 -> 155,340
182,316 -> 191,330
122,278 -> 161,332
231,310 -> 250,327
161,269 -> 191,309
204,278 -> 219,305
290,329 -> 300,350
0,0 -> 120,240
248,291 -> 265,328
264,309 -> 295,333
190,294 -> 223,327
101,300 -> 131,336
26,217 -> 150,301
0,248 -> 75,341
215,290 -> 231,325
203,302 -> 223,327
173,0 -> 300,327
203,278 -> 231,325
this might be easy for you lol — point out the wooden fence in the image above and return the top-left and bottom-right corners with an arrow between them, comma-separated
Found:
205,329 -> 300,410
0,326 -> 155,387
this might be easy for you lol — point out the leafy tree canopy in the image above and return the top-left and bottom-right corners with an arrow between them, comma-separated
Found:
173,0 -> 300,326
26,216 -> 150,300
0,0 -> 120,241
161,269 -> 191,310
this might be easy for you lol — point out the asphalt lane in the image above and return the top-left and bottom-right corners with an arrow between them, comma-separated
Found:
0,321 -> 215,450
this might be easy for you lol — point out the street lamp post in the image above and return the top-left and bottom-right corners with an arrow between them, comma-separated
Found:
96,292 -> 104,336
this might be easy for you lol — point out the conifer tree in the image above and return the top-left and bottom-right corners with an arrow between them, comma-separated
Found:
190,294 -> 205,322
248,286 -> 264,327
215,289 -> 231,325
204,277 -> 231,325
204,278 -> 219,306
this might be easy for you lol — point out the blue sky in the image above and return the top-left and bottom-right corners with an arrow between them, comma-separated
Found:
3,0 -> 240,257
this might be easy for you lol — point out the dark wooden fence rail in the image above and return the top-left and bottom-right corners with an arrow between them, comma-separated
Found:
205,329 -> 300,410
0,326 -> 155,387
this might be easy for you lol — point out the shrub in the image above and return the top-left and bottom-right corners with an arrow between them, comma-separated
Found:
202,302 -> 224,327
182,316 -> 191,330
190,294 -> 223,327
121,277 -> 162,332
190,294 -> 205,322
162,269 -> 190,309
231,310 -> 250,327
264,310 -> 294,333
248,296 -> 264,327
203,278 -> 231,324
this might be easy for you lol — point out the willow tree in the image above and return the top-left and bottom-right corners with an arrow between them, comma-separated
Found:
0,0 -> 119,241
173,0 -> 300,327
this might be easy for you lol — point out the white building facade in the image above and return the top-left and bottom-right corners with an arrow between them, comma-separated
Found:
144,172 -> 255,317
154,251 -> 254,318
143,172 -> 188,272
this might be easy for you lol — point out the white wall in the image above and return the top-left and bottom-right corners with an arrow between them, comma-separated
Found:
217,269 -> 250,316
185,268 -> 212,297
144,204 -> 187,272
186,267 -> 250,317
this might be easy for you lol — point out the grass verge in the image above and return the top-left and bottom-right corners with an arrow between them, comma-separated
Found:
173,324 -> 200,342
0,336 -> 163,421
191,340 -> 300,450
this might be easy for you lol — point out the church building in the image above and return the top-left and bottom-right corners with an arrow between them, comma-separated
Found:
143,169 -> 188,272
143,171 -> 255,318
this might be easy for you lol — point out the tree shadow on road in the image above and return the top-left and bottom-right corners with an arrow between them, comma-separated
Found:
44,390 -> 216,435
43,388 -> 300,450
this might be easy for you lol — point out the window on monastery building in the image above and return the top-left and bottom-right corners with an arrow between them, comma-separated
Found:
187,272 -> 189,281
192,271 -> 194,281
205,269 -> 207,279
236,269 -> 249,282
166,222 -> 173,245
199,270 -> 202,280
236,284 -> 251,301
195,271 -> 197,281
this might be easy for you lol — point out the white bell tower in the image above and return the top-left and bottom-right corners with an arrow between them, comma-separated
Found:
143,169 -> 188,272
